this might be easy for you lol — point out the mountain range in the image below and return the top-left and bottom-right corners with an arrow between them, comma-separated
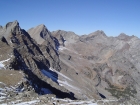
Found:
0,20 -> 140,104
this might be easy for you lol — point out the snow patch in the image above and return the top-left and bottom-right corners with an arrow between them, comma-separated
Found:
59,99 -> 97,105
0,63 -> 4,69
50,67 -> 72,81
0,82 -> 5,85
0,92 -> 6,96
41,68 -> 72,82
59,46 -> 68,51
67,101 -> 97,105
0,58 -> 10,69
58,46 -> 79,54
58,80 -> 79,90
0,88 -> 5,91
49,67 -> 79,91
0,96 -> 6,100
14,100 -> 39,105
41,68 -> 78,92
2,100 -> 39,105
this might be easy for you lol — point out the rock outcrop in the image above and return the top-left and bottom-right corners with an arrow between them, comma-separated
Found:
0,21 -> 76,100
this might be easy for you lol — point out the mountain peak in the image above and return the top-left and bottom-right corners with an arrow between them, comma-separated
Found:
119,33 -> 127,36
39,24 -> 46,27
88,30 -> 106,37
13,20 -> 19,25
36,24 -> 46,29
27,24 -> 52,45
0,20 -> 22,43
93,30 -> 105,34
117,33 -> 136,41
118,33 -> 129,38
5,20 -> 19,29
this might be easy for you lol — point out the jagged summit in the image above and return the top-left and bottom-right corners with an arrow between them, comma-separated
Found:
119,32 -> 127,35
52,30 -> 77,35
118,33 -> 128,37
0,20 -> 22,43
5,20 -> 19,29
117,33 -> 135,41
27,24 -> 52,45
52,30 -> 79,45
38,24 -> 45,26
88,30 -> 106,37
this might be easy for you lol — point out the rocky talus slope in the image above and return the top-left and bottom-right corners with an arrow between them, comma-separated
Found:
0,21 -> 140,104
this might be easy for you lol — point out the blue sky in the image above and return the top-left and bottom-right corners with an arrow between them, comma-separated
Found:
0,0 -> 140,37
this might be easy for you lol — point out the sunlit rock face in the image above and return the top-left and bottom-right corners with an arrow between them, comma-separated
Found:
52,29 -> 140,101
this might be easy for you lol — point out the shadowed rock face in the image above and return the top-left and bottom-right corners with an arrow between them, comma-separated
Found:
0,21 -> 76,99
1,20 -> 140,102
0,20 -> 21,42
27,24 -> 61,71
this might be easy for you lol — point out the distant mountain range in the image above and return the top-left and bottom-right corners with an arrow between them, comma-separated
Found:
0,20 -> 140,104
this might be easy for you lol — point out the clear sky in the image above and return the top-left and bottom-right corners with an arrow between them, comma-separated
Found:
0,0 -> 140,37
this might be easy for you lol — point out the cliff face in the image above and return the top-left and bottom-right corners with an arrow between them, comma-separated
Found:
0,21 -> 75,100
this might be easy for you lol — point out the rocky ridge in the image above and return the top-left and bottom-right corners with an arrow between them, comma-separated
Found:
0,21 -> 76,101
